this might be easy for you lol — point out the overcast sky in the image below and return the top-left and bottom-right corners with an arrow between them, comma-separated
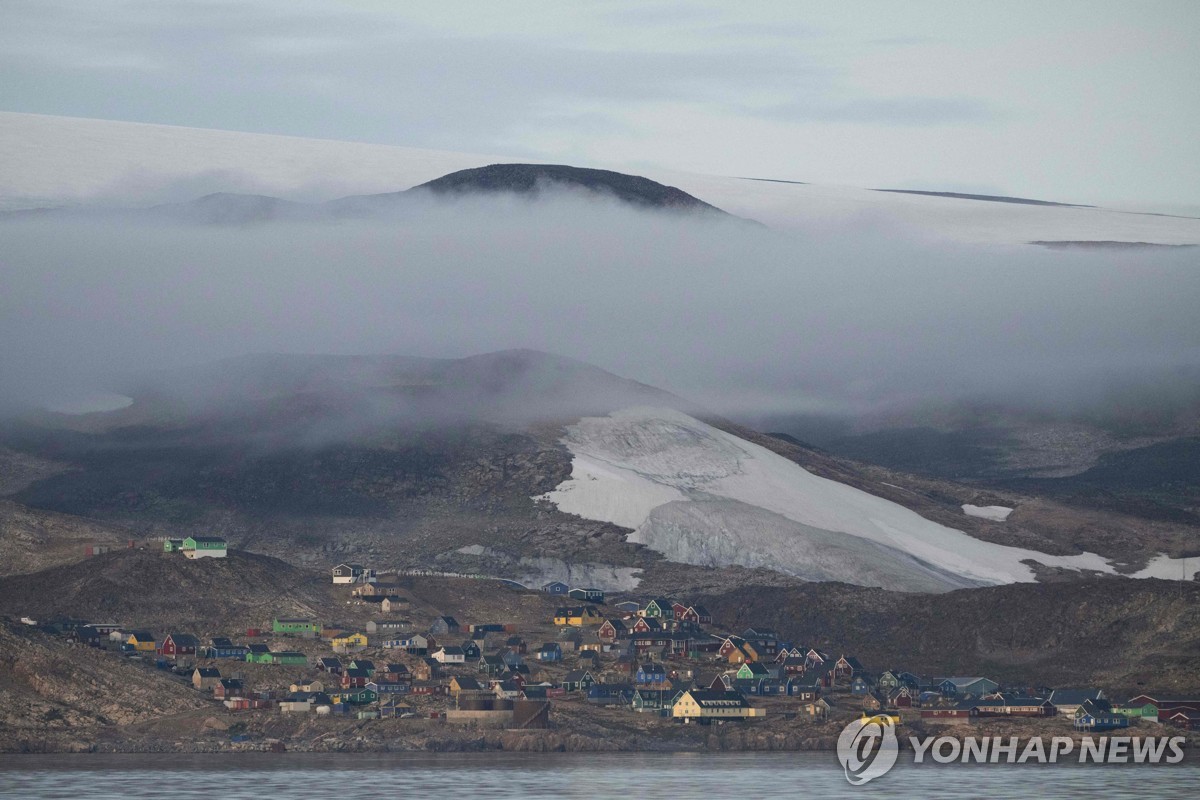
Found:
1,1 -> 1197,211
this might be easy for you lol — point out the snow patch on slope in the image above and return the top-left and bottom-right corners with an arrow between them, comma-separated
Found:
536,407 -> 1145,591
962,504 -> 1014,521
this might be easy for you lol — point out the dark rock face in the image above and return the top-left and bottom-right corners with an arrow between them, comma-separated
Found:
414,164 -> 728,215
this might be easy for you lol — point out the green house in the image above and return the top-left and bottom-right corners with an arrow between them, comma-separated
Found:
631,688 -> 680,712
1114,703 -> 1158,720
273,618 -> 319,635
163,538 -> 184,553
341,688 -> 378,705
247,650 -> 308,665
642,597 -> 674,620
182,535 -> 227,559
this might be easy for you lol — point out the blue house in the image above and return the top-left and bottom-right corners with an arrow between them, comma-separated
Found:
852,675 -> 877,695
588,684 -> 634,706
1074,699 -> 1129,731
206,637 -> 249,659
636,662 -> 667,684
542,581 -> 569,595
568,587 -> 605,604
536,642 -> 563,662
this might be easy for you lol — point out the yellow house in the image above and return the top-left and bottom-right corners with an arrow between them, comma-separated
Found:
332,632 -> 369,652
290,679 -> 325,693
553,606 -> 603,626
126,630 -> 157,652
672,690 -> 764,721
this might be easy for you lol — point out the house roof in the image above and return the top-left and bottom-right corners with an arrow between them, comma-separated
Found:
166,632 -> 199,647
188,536 -> 227,544
210,637 -> 236,648
194,667 -> 220,677
438,646 -> 465,656
685,689 -> 750,708
1049,688 -> 1104,705
127,630 -> 154,640
564,670 -> 594,682
453,676 -> 482,690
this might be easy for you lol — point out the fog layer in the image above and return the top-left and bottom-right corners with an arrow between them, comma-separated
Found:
1,191 -> 1198,420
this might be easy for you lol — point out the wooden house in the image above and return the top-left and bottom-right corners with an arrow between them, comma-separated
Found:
598,619 -> 628,642
192,667 -> 221,691
553,607 -> 603,627
641,598 -> 674,620
430,616 -> 460,636
213,678 -> 245,699
786,676 -> 821,701
613,601 -> 641,615
159,632 -> 199,658
341,668 -> 371,689
366,619 -> 410,634
1164,710 -> 1200,730
479,654 -> 506,676
380,596 -> 408,613
125,630 -> 156,652
536,642 -> 563,662
432,646 -> 466,664
889,686 -> 915,709
272,618 -> 319,636
920,701 -> 980,724
206,637 -> 249,660
672,689 -> 762,721
181,535 -> 227,559
568,588 -> 605,604
637,662 -> 668,684
1074,699 -> 1129,731
561,669 -> 598,692
332,632 -> 369,652
542,581 -> 569,595
449,675 -> 483,697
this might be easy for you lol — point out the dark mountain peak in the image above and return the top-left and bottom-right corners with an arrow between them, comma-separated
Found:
413,163 -> 729,215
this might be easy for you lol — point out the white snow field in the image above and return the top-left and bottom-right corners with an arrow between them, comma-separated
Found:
537,407 -> 1191,592
962,504 -> 1014,522
2,112 -> 1198,246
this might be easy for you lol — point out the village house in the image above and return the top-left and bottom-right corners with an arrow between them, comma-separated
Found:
213,678 -> 245,700
126,630 -> 156,652
193,667 -> 221,691
430,616 -> 460,636
1074,699 -> 1128,730
920,701 -> 980,724
598,618 -> 628,642
542,581 -> 569,595
365,619 -> 410,635
181,535 -> 227,559
332,632 -> 370,653
380,596 -> 408,613
460,640 -> 481,660
561,669 -> 598,693
568,587 -> 605,604
553,606 -> 603,626
613,601 -> 641,615
290,679 -> 325,693
536,642 -> 563,662
331,563 -> 376,584
342,668 -> 371,689
272,618 -> 319,637
247,649 -> 308,666
637,662 -> 667,684
1046,688 -> 1105,716
479,654 -> 506,676
449,675 -> 483,697
159,632 -> 199,658
206,637 -> 249,659
432,645 -> 466,664
672,689 -> 762,722
641,598 -> 675,620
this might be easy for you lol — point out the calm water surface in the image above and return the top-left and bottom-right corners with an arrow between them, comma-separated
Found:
0,751 -> 1195,799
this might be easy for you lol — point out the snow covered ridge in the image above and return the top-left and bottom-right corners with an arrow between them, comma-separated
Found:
2,112 -> 1198,246
536,407 -> 1190,592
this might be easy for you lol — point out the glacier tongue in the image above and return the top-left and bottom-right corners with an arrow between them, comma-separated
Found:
536,407 -> 1128,592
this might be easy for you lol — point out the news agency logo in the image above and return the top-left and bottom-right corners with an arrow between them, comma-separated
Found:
836,715 -> 899,785
836,719 -> 1188,785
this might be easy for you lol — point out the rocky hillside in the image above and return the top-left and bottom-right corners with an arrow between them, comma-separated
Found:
0,549 -> 333,635
698,577 -> 1200,693
0,618 -> 205,751
413,163 -> 730,215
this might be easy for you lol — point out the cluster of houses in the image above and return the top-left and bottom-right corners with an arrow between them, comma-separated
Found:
22,577 -> 1200,733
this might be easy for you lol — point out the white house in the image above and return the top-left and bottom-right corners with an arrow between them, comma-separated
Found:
432,646 -> 466,664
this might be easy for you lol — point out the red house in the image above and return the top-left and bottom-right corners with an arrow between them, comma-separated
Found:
159,632 -> 199,658
342,668 -> 370,689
